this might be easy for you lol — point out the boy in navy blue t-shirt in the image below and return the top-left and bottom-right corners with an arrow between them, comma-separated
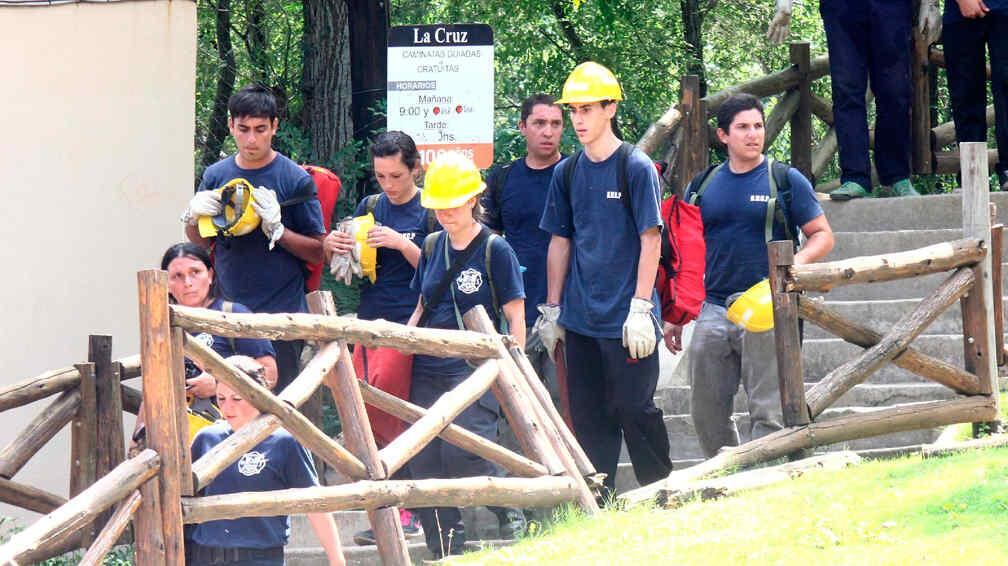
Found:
681,93 -> 834,458
182,85 -> 326,391
537,62 -> 673,495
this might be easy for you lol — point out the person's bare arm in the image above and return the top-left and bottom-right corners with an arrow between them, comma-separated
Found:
279,231 -> 325,264
502,299 -> 526,348
794,214 -> 834,265
406,297 -> 424,327
256,355 -> 279,390
545,235 -> 571,304
634,227 -> 662,299
307,512 -> 346,566
185,223 -> 214,248
367,226 -> 422,267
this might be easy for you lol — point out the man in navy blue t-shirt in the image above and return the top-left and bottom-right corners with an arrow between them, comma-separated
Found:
182,85 -> 326,391
680,93 -> 834,457
483,93 -> 565,409
537,62 -> 673,495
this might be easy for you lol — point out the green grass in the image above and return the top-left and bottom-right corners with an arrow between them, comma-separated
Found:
451,447 -> 1008,565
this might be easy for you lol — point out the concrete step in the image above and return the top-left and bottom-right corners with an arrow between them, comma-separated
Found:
819,192 -> 1008,232
654,382 -> 956,416
285,541 -> 431,566
659,408 -> 942,461
803,299 -> 966,339
803,334 -> 965,383
829,228 -> 964,260
289,511 -> 371,548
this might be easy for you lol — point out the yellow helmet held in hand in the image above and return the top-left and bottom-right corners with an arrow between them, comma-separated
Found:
353,212 -> 378,284
726,279 -> 774,333
421,152 -> 485,210
197,178 -> 261,238
557,61 -> 624,105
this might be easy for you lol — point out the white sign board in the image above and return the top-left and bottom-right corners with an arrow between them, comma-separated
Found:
387,24 -> 494,168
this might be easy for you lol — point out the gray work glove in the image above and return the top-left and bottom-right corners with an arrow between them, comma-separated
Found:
328,218 -> 363,285
766,0 -> 792,44
181,190 -> 223,225
622,297 -> 659,359
251,186 -> 285,250
531,304 -> 564,363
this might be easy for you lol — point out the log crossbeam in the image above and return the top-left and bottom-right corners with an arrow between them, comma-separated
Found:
183,334 -> 368,480
805,267 -> 976,417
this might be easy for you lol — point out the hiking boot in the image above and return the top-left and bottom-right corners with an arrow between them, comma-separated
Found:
490,507 -> 527,540
889,178 -> 920,197
353,510 -> 423,545
829,181 -> 870,201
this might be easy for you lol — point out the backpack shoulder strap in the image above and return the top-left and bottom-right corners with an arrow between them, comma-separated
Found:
422,230 -> 441,262
426,209 -> 438,234
686,163 -> 723,205
487,162 -> 514,213
616,142 -> 635,212
765,159 -> 798,246
562,150 -> 583,198
365,193 -> 381,216
220,301 -> 238,353
484,233 -> 500,319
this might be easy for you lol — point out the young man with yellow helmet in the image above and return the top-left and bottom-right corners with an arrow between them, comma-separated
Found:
535,62 -> 673,496
680,93 -> 833,458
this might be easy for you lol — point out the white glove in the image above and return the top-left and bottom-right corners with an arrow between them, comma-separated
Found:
622,297 -> 659,359
766,0 -> 792,44
531,304 -> 564,362
251,186 -> 285,250
328,218 -> 362,285
181,190 -> 223,225
918,0 -> 942,46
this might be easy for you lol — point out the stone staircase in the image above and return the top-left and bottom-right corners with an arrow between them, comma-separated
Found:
287,193 -> 1008,564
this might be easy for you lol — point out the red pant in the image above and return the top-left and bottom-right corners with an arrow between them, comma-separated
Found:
353,346 -> 412,447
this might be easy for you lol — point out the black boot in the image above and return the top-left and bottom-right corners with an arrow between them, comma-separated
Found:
489,506 -> 527,540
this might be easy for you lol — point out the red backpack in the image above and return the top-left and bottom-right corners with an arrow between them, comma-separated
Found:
302,165 -> 342,291
656,196 -> 705,324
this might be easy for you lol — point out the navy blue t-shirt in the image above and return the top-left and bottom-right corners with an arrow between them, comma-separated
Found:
197,154 -> 326,314
686,159 -> 823,306
353,192 -> 437,324
945,0 -> 1008,21
190,425 -> 319,548
411,231 -> 525,378
539,146 -> 662,339
482,158 -> 562,324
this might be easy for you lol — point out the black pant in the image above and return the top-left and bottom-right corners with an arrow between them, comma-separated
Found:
821,0 -> 913,188
564,331 -> 672,496
271,339 -> 304,391
944,12 -> 1008,177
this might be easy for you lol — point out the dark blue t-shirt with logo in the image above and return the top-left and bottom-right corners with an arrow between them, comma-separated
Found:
411,231 -> 524,378
353,192 -> 437,324
685,159 -> 823,306
197,153 -> 326,314
539,146 -> 662,339
184,299 -> 275,381
190,425 -> 318,549
482,158 -> 562,324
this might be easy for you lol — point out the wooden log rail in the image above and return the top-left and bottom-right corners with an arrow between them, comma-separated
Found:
183,333 -> 369,480
182,476 -> 578,524
805,267 -> 975,417
171,305 -> 501,359
622,395 -> 997,506
0,449 -> 160,566
0,354 -> 140,413
0,388 -> 80,479
787,238 -> 985,293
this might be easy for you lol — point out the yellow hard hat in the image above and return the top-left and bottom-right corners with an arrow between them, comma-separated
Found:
353,212 -> 378,284
726,279 -> 774,333
421,152 -> 485,210
197,178 -> 261,238
557,61 -> 624,105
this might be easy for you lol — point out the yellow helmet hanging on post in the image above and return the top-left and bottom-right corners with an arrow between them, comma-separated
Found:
421,152 -> 486,210
197,178 -> 262,238
726,279 -> 774,333
556,61 -> 624,104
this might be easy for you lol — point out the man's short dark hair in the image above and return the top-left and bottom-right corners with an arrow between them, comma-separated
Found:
228,84 -> 278,121
716,93 -> 765,132
520,94 -> 559,123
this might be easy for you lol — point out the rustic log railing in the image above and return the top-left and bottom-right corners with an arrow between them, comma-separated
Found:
624,143 -> 1003,505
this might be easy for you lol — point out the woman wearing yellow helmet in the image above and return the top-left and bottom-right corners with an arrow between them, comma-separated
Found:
405,152 -> 527,558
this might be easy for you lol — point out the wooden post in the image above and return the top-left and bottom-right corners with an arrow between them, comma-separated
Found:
306,291 -> 410,566
90,335 -> 125,534
71,362 -> 98,546
911,0 -> 934,174
170,328 -> 194,496
959,142 -> 1001,433
675,75 -> 709,194
768,242 -> 809,434
992,224 -> 1005,366
136,270 -> 187,565
789,42 -> 813,180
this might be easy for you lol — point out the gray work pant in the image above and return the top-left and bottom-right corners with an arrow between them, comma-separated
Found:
688,302 -> 785,457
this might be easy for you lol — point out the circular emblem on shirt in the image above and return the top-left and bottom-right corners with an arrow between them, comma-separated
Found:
237,451 -> 267,476
194,332 -> 215,349
456,268 -> 483,294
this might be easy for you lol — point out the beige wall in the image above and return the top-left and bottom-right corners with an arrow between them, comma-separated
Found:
0,1 -> 196,522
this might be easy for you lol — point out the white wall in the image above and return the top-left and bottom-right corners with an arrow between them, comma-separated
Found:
0,0 -> 196,523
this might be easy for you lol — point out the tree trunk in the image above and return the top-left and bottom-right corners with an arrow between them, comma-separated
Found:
301,0 -> 353,167
681,0 -> 707,97
198,0 -> 236,182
